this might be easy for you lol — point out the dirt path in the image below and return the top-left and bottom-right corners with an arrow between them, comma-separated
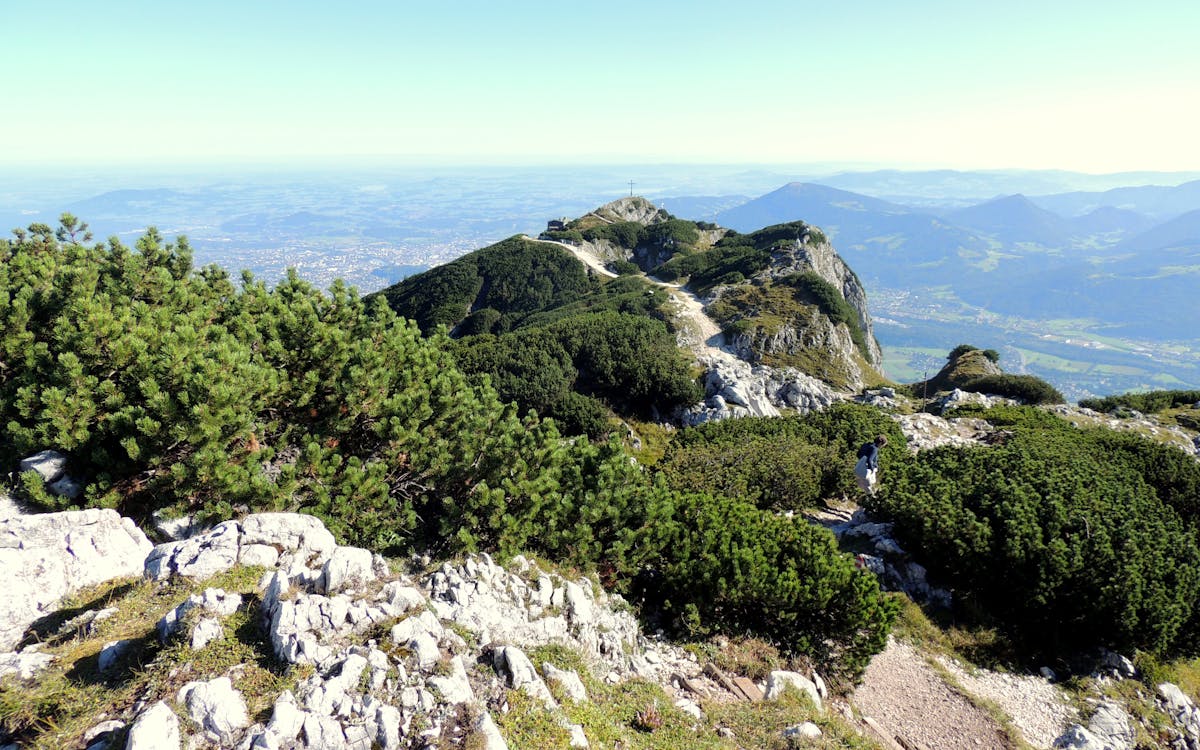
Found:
526,235 -> 735,363
853,638 -> 1013,750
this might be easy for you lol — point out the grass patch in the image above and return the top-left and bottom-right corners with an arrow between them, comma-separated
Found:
0,567 -> 290,748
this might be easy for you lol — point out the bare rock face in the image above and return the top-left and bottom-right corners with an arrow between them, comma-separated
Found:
758,234 -> 883,367
679,356 -> 838,426
125,701 -> 180,750
144,512 -> 336,582
0,508 -> 152,650
588,196 -> 670,226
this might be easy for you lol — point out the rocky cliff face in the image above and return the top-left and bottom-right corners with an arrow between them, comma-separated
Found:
755,234 -> 884,367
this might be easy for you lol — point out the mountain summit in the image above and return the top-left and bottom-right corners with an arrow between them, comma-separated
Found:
374,198 -> 885,434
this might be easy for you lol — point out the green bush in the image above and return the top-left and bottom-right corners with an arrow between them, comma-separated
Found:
643,491 -> 898,681
607,259 -> 641,276
1,216 -> 896,683
661,405 -> 906,503
961,374 -> 1064,404
372,236 -> 595,333
867,425 -> 1200,659
1079,390 -> 1200,414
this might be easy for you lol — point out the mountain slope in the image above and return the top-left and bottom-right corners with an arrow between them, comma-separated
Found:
1030,178 -> 1200,220
947,194 -> 1076,247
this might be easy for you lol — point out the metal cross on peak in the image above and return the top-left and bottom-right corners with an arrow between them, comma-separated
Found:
628,180 -> 635,197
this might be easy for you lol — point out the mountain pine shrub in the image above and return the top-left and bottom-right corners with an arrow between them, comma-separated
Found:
867,417 -> 1200,659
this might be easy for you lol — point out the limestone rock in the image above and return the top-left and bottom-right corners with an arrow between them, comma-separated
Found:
157,588 -> 242,644
1087,701 -> 1134,749
543,662 -> 589,703
495,645 -> 557,708
145,521 -> 241,582
99,639 -> 136,673
783,721 -> 822,740
177,676 -> 250,745
764,670 -> 822,710
125,701 -> 180,750
0,508 -> 152,650
322,546 -> 376,594
428,655 -> 474,705
18,450 -> 68,483
267,691 -> 305,741
473,711 -> 510,750
240,512 -> 337,566
0,648 -> 55,680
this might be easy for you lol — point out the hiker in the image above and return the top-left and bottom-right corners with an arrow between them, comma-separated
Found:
855,434 -> 888,495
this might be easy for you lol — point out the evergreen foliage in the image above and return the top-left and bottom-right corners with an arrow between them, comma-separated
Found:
960,374 -> 1064,405
643,491 -> 898,679
371,236 -> 595,332
659,405 -> 906,507
867,407 -> 1200,659
1079,389 -> 1200,414
452,311 -> 702,438
0,217 -> 893,681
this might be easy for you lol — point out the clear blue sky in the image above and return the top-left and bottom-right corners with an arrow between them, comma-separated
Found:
3,0 -> 1197,171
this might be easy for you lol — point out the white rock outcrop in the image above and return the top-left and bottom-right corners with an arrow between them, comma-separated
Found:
125,701 -> 180,750
144,512 -> 336,582
0,508 -> 152,650
177,676 -> 250,746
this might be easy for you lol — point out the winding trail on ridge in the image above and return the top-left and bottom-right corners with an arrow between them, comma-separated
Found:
525,235 -> 735,363
527,237 -> 1074,749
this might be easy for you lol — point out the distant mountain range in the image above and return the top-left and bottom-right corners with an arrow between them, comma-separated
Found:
695,180 -> 1200,340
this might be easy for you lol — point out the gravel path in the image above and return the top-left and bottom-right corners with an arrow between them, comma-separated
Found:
854,638 -> 1012,750
936,655 -> 1077,748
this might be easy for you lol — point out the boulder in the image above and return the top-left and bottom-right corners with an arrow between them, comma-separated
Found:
1054,724 -> 1105,750
157,588 -> 243,643
0,508 -> 152,650
495,645 -> 557,708
177,676 -> 250,745
18,450 -> 68,483
783,722 -> 822,740
543,662 -> 589,702
428,655 -> 474,705
764,670 -> 822,710
144,521 -> 241,582
1087,701 -> 1134,749
322,546 -> 376,594
473,711 -> 510,750
0,649 -> 55,680
98,639 -> 136,673
240,512 -> 336,566
125,701 -> 180,750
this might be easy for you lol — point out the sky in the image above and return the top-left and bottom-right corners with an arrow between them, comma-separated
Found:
2,0 -> 1198,172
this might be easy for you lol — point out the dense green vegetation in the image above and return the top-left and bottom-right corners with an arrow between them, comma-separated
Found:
908,344 -> 1061,404
868,405 -> 1200,660
658,405 -> 906,509
948,344 -> 1000,363
371,236 -> 594,333
453,311 -> 702,438
374,240 -> 699,440
959,373 -> 1065,405
1080,389 -> 1200,414
0,217 -> 893,682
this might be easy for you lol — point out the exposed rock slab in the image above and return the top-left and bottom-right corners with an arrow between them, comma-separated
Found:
0,508 -> 151,650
